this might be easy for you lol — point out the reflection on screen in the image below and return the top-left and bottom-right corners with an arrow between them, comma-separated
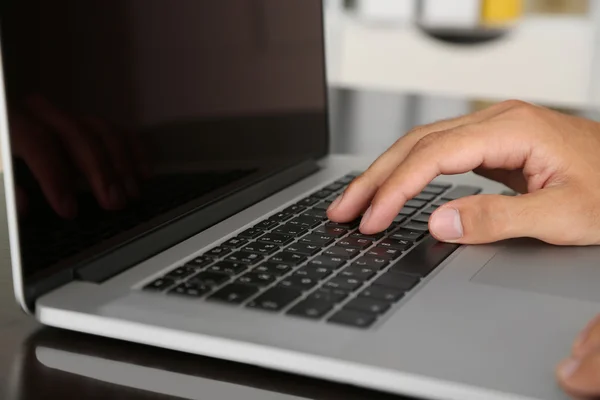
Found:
0,0 -> 328,281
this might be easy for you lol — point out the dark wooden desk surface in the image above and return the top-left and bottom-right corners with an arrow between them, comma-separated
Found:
0,88 -> 592,399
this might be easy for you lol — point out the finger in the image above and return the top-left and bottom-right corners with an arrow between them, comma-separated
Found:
557,352 -> 600,399
573,315 -> 600,359
82,117 -> 139,199
474,168 -> 528,194
25,95 -> 126,210
428,190 -> 566,244
327,100 -> 523,223
10,111 -> 78,218
360,121 -> 532,234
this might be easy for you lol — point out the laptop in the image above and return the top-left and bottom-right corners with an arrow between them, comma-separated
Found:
1,1 -> 598,399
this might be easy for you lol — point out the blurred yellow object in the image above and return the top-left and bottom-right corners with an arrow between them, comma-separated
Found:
481,0 -> 522,26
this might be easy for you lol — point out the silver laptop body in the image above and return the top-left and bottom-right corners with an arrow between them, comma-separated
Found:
1,2 -> 598,400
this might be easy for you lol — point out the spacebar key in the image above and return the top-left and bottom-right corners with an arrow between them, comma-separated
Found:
390,236 -> 459,278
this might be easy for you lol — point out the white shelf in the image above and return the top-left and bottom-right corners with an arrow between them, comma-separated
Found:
326,14 -> 597,108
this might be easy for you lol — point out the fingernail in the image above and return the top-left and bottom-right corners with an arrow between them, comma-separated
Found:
328,194 -> 343,212
559,358 -> 580,379
430,208 -> 463,241
359,206 -> 372,230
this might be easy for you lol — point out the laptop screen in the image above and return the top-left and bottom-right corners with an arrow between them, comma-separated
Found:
0,1 -> 328,289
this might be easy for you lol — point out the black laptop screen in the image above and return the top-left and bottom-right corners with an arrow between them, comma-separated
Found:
0,0 -> 328,285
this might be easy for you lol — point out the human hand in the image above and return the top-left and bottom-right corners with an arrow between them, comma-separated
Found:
557,315 -> 600,399
10,94 -> 150,218
327,100 -> 600,246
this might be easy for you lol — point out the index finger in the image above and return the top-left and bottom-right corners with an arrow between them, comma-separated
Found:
359,120 -> 532,234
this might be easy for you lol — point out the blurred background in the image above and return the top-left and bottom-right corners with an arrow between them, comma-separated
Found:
324,0 -> 599,111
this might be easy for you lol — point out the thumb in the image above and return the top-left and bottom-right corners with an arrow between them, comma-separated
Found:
428,191 -> 556,244
557,351 -> 600,399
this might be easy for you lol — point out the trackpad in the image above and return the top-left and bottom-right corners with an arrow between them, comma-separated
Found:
471,239 -> 600,303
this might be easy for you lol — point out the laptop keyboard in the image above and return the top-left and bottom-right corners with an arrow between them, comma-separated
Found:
142,173 -> 482,329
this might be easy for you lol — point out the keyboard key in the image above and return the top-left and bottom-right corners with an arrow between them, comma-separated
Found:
259,233 -> 294,246
308,255 -> 346,270
365,246 -> 403,260
336,175 -> 356,184
300,233 -> 335,246
269,212 -> 294,223
283,204 -> 306,214
337,237 -> 372,250
208,283 -> 259,304
274,224 -> 308,237
205,247 -> 232,258
247,287 -> 302,311
323,246 -> 360,260
442,185 -> 481,200
415,192 -> 436,201
242,242 -> 279,255
349,232 -> 384,241
144,277 -> 176,291
412,214 -> 431,224
391,230 -> 424,242
207,261 -> 248,275
340,266 -> 377,281
168,281 -> 211,297
238,228 -> 263,239
279,275 -> 319,291
270,251 -> 307,265
402,221 -> 429,232
190,271 -> 230,287
313,200 -> 334,211
345,298 -> 391,315
324,183 -> 344,192
405,199 -> 427,209
328,310 -> 376,328
225,251 -> 264,265
289,216 -> 322,228
323,276 -> 363,291
399,207 -> 417,216
360,285 -> 404,302
297,197 -> 320,207
254,220 -> 279,231
311,189 -> 333,199
422,183 -> 450,195
326,220 -> 360,229
185,256 -> 213,269
237,272 -> 276,286
294,266 -> 332,280
301,209 -> 328,220
390,236 -> 459,277
287,299 -> 334,319
391,216 -> 406,226
313,225 -> 347,237
221,237 -> 249,249
373,272 -> 419,291
286,242 -> 320,256
165,266 -> 196,280
308,288 -> 348,303
352,256 -> 389,270
378,238 -> 411,251
252,262 -> 291,276
422,206 -> 438,215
